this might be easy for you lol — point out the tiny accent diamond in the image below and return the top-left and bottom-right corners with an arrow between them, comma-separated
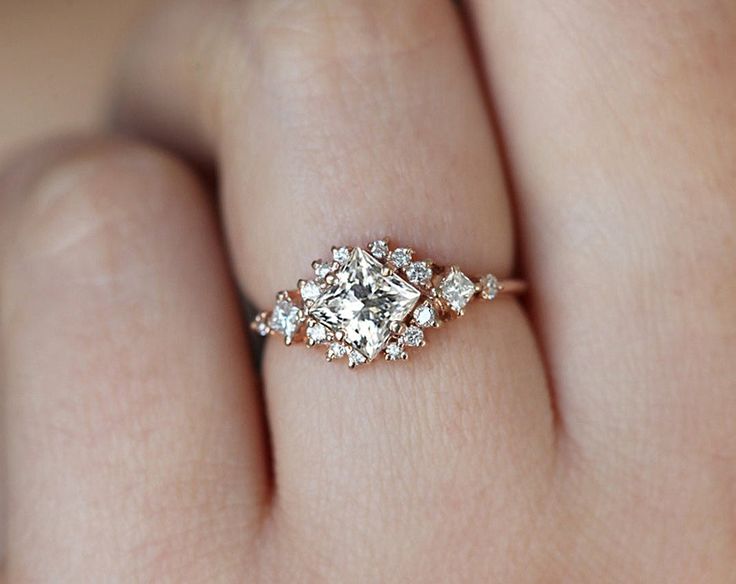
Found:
402,325 -> 424,347
405,261 -> 432,286
255,320 -> 270,336
368,239 -> 389,260
481,274 -> 501,300
332,246 -> 351,265
300,280 -> 322,303
440,267 -> 476,313
389,247 -> 412,268
327,342 -> 347,361
269,298 -> 302,339
385,342 -> 407,361
314,261 -> 332,279
348,350 -> 368,368
413,303 -> 437,327
306,322 -> 328,344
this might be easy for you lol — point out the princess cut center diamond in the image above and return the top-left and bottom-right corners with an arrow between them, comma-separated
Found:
310,248 -> 421,360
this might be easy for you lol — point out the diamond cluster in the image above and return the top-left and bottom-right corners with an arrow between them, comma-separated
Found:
251,239 -> 503,368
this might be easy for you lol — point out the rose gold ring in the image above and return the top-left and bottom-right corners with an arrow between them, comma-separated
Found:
251,238 -> 526,369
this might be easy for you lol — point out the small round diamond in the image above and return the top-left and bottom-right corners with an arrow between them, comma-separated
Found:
385,342 -> 406,361
405,261 -> 432,286
402,325 -> 424,347
306,322 -> 328,344
481,274 -> 501,300
300,280 -> 322,303
440,268 -> 476,313
269,298 -> 302,339
368,239 -> 389,260
314,261 -> 332,279
413,303 -> 437,327
332,246 -> 351,265
255,320 -> 270,336
348,350 -> 368,367
327,342 -> 347,361
389,247 -> 412,268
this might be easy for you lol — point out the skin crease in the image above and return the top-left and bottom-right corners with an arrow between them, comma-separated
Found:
0,1 -> 734,583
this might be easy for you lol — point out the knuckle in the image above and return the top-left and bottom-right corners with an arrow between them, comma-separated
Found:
1,137 -> 202,272
226,0 -> 450,93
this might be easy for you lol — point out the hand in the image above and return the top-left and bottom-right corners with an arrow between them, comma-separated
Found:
2,1 -> 735,582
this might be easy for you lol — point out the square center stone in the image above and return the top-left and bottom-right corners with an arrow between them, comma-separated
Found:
310,248 -> 421,360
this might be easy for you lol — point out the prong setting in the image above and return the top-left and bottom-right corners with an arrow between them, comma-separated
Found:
251,239 -> 522,369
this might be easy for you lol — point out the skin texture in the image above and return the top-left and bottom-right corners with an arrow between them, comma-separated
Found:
1,0 -> 735,582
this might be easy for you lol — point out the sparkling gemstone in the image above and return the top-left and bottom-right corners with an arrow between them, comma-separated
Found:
481,274 -> 501,300
300,280 -> 322,303
310,248 -> 421,361
413,302 -> 437,327
327,342 -> 347,360
349,350 -> 367,367
405,261 -> 432,286
389,247 -> 413,268
269,298 -> 302,338
368,239 -> 389,260
314,262 -> 332,279
440,268 -> 476,312
306,322 -> 328,344
402,325 -> 424,347
385,342 -> 406,361
332,246 -> 351,265
255,320 -> 270,336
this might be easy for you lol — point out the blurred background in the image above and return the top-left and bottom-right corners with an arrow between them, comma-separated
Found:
0,0 -> 149,563
0,0 -> 149,162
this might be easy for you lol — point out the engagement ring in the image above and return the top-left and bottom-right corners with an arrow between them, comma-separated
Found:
251,238 -> 526,368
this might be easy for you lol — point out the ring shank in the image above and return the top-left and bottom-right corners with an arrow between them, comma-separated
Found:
497,279 -> 527,296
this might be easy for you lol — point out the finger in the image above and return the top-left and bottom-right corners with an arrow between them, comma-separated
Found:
469,0 -> 736,444
115,0 -> 557,571
0,138 -> 268,581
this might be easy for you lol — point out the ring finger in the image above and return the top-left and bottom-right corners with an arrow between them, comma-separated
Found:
116,0 -> 556,575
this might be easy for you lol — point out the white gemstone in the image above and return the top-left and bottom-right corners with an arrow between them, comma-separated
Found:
481,274 -> 501,300
413,303 -> 436,327
269,299 -> 302,338
440,268 -> 476,312
255,320 -> 270,336
349,350 -> 367,367
385,342 -> 406,361
405,261 -> 432,286
300,280 -> 322,302
310,248 -> 421,361
314,262 -> 332,279
332,246 -> 351,265
368,239 -> 389,260
389,247 -> 412,268
306,322 -> 328,344
402,325 -> 424,347
327,342 -> 347,360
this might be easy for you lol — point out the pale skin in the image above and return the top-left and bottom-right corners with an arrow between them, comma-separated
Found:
1,0 -> 735,582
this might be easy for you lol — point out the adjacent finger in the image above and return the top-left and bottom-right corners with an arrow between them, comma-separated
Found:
469,0 -> 736,448
114,0 -> 557,572
0,138 -> 268,581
